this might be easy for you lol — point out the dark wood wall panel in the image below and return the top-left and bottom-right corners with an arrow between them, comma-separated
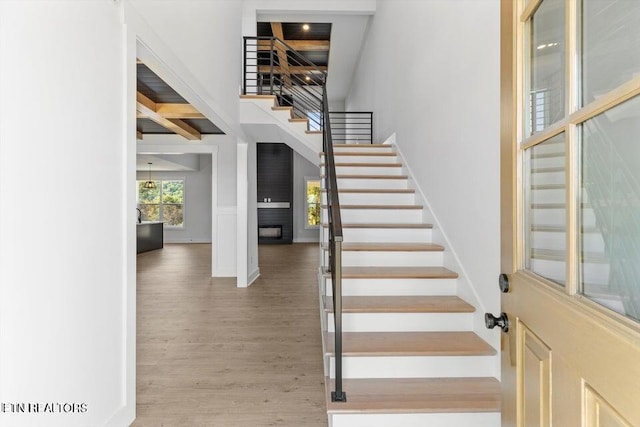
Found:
257,143 -> 293,244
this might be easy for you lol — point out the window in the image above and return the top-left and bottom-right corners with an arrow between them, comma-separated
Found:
137,179 -> 184,227
305,178 -> 321,227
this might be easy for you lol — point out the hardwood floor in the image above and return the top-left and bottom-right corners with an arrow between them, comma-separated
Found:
133,243 -> 327,427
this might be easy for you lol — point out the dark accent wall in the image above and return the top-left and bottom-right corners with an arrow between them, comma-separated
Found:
257,143 -> 293,244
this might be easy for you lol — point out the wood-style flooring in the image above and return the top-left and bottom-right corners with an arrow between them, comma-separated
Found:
133,243 -> 327,427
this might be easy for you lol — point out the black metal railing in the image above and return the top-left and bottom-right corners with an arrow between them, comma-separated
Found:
328,112 -> 373,144
322,84 -> 346,402
243,37 -> 366,401
243,36 -> 326,130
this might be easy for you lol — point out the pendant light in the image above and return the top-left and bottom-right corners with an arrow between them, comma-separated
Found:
143,162 -> 156,189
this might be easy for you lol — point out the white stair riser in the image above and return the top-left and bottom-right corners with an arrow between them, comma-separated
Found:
324,227 -> 432,243
325,165 -> 404,175
326,312 -> 473,332
531,188 -> 565,204
322,208 -> 423,223
531,231 -> 605,252
330,412 -> 500,427
336,178 -> 408,189
532,156 -> 564,168
531,171 -> 564,185
322,192 -> 415,205
328,355 -> 496,379
333,145 -> 394,154
323,155 -> 399,164
530,259 -> 610,284
326,278 -> 457,296
532,208 -> 596,227
324,250 -> 444,267
530,188 -> 588,204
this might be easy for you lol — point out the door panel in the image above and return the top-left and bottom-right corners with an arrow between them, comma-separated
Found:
518,323 -> 551,427
501,0 -> 640,425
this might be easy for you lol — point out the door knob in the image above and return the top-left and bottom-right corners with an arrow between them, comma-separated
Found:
485,312 -> 509,332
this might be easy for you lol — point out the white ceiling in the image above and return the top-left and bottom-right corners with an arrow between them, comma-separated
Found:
256,12 -> 371,105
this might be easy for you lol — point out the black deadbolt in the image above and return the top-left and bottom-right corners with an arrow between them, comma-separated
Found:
499,273 -> 510,293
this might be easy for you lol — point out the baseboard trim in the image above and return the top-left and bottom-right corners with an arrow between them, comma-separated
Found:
247,268 -> 260,287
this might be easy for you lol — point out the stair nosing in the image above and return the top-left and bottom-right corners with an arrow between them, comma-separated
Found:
323,295 -> 475,314
321,242 -> 444,252
325,377 -> 501,414
321,204 -> 423,210
324,331 -> 496,357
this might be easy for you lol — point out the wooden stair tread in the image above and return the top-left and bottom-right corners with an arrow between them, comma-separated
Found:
322,204 -> 423,210
323,295 -> 475,313
322,223 -> 432,229
333,143 -> 390,148
239,94 -> 275,100
321,188 -> 415,194
324,331 -> 495,356
328,174 -> 409,179
271,105 -> 292,111
325,377 -> 500,414
320,151 -> 397,157
326,266 -> 458,279
325,242 -> 444,252
289,118 -> 308,122
306,130 -> 323,134
321,162 -> 403,167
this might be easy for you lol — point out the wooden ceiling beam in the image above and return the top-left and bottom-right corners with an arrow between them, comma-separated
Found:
257,39 -> 330,51
136,92 -> 201,140
270,22 -> 291,87
137,103 -> 205,120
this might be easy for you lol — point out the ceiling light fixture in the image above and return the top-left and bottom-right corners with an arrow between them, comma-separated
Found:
143,162 -> 156,189
305,76 -> 311,81
302,24 -> 310,31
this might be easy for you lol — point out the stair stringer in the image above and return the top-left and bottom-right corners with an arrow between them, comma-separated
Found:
385,132 -> 501,371
239,96 -> 321,164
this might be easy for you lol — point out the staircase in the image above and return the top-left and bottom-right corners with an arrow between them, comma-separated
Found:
319,143 -> 500,427
240,34 -> 500,426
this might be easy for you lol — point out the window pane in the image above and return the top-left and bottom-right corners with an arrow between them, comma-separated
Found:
306,180 -> 321,226
139,204 -> 160,221
162,205 -> 183,227
162,180 -> 184,204
525,133 -> 566,285
580,95 -> 640,321
581,0 -> 640,106
138,181 -> 160,203
529,0 -> 566,135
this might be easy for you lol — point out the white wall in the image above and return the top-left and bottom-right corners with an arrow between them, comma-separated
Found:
293,152 -> 321,242
0,2 -> 134,426
346,0 -> 501,342
136,155 -> 213,243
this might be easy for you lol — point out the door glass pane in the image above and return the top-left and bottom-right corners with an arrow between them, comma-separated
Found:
529,0 -> 566,135
525,133 -> 566,285
580,0 -> 640,106
580,95 -> 640,322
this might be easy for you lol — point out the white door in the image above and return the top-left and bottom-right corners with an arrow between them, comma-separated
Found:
500,0 -> 640,425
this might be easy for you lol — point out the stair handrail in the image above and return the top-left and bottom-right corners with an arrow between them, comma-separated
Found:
322,84 -> 346,402
243,36 -> 347,399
